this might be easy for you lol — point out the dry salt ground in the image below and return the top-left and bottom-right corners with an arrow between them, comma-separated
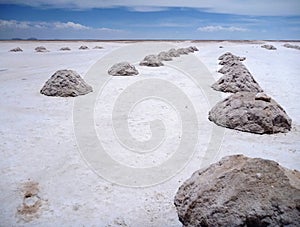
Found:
0,40 -> 299,226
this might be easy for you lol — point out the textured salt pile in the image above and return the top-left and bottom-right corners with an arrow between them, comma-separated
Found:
261,44 -> 277,50
35,46 -> 48,52
10,47 -> 23,52
283,43 -> 300,50
59,47 -> 71,51
108,62 -> 139,76
40,69 -> 93,97
139,54 -> 164,67
158,51 -> 172,61
175,154 -> 300,227
208,92 -> 292,134
79,45 -> 89,50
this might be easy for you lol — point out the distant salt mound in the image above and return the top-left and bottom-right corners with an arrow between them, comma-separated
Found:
190,46 -> 199,51
167,48 -> 180,57
10,47 -> 23,52
283,43 -> 300,50
140,55 -> 164,67
60,47 -> 71,51
208,92 -> 292,134
79,45 -> 89,50
35,46 -> 48,52
177,48 -> 189,55
212,67 -> 263,93
261,44 -> 277,50
174,154 -> 300,227
108,62 -> 139,76
40,70 -> 93,97
93,46 -> 103,49
218,52 -> 246,65
158,51 -> 172,61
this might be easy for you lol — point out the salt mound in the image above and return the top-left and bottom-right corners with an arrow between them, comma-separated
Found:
177,48 -> 189,55
190,46 -> 199,51
40,70 -> 93,97
108,62 -> 139,76
167,48 -> 180,57
208,92 -> 292,134
60,47 -> 71,51
174,154 -> 300,227
158,51 -> 172,61
79,45 -> 89,50
212,65 -> 263,93
218,61 -> 244,74
139,55 -> 163,67
261,44 -> 277,50
35,46 -> 48,52
283,43 -> 300,50
219,53 -> 246,65
93,46 -> 103,49
10,47 -> 23,52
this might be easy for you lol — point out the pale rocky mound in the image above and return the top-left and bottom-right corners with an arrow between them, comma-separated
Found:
261,44 -> 277,50
10,47 -> 23,52
60,47 -> 71,51
174,155 -> 300,227
190,46 -> 199,51
139,55 -> 164,67
283,43 -> 300,50
40,70 -> 93,97
218,61 -> 244,74
158,51 -> 172,61
208,92 -> 292,134
177,48 -> 189,55
218,52 -> 245,61
108,62 -> 139,76
93,46 -> 103,49
167,48 -> 180,57
35,46 -> 48,52
79,45 -> 89,50
219,54 -> 246,65
212,65 -> 263,93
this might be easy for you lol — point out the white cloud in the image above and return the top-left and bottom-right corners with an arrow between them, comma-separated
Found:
0,19 -> 121,32
198,25 -> 249,32
0,0 -> 299,16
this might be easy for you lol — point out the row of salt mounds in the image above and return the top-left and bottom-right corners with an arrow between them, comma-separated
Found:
139,46 -> 199,67
208,92 -> 292,134
174,154 -> 300,227
10,46 -> 104,52
40,70 -> 93,97
212,52 -> 263,93
108,62 -> 139,76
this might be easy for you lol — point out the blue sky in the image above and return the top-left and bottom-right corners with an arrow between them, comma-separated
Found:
0,0 -> 299,40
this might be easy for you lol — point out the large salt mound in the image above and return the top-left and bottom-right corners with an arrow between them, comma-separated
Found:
139,55 -> 164,67
261,44 -> 277,50
40,70 -> 93,97
283,43 -> 300,50
167,48 -> 180,57
177,48 -> 189,55
212,65 -> 263,93
158,51 -> 172,61
108,62 -> 139,76
10,47 -> 23,52
79,45 -> 89,50
208,92 -> 292,134
35,46 -> 48,52
174,155 -> 300,227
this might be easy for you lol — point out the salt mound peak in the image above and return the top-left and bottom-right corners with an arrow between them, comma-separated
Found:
35,46 -> 48,52
261,44 -> 277,50
158,51 -> 172,61
208,92 -> 292,134
40,70 -> 93,97
10,47 -> 23,52
60,47 -> 71,51
139,55 -> 164,67
108,62 -> 139,76
79,45 -> 89,50
218,52 -> 246,65
175,154 -> 300,227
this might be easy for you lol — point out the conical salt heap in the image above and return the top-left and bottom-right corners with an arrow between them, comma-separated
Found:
40,70 -> 93,97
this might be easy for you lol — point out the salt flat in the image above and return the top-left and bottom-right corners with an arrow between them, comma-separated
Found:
0,40 -> 299,226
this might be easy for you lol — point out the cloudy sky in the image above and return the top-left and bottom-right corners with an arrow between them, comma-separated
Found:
0,0 -> 299,40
